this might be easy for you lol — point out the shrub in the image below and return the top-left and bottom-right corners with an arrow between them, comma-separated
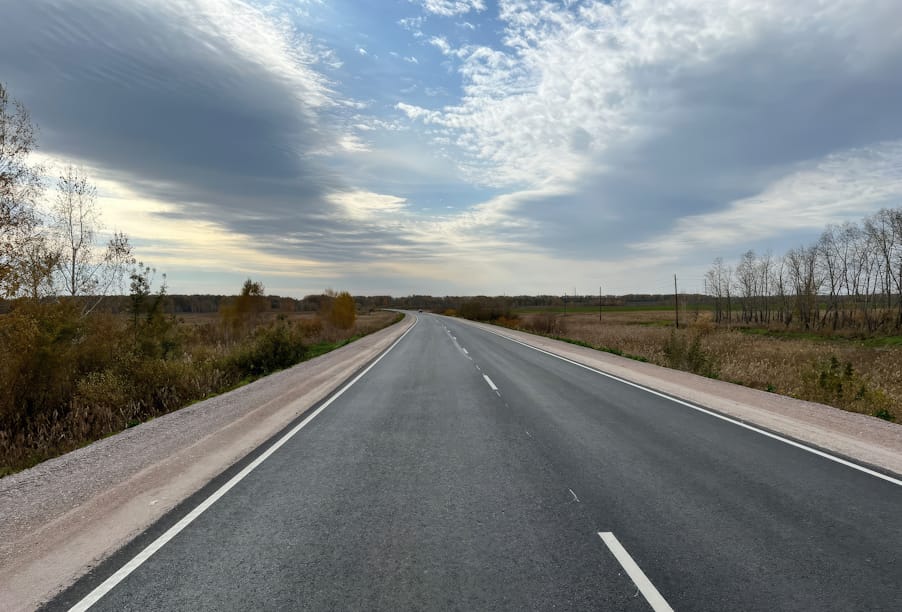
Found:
801,355 -> 894,419
662,330 -> 719,377
459,296 -> 513,322
520,312 -> 561,335
330,292 -> 357,329
226,322 -> 307,378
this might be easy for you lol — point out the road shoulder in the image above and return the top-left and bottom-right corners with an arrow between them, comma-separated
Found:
0,313 -> 414,612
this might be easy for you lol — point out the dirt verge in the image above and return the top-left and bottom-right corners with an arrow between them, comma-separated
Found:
0,314 -> 413,612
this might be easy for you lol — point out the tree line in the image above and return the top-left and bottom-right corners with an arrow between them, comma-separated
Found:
706,208 -> 902,331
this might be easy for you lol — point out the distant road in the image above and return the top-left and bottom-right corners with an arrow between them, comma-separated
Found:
51,313 -> 902,611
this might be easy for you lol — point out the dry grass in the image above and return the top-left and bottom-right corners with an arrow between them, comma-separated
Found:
0,308 -> 401,476
517,311 -> 902,421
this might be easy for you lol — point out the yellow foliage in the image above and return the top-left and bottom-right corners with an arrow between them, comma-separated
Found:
330,291 -> 356,329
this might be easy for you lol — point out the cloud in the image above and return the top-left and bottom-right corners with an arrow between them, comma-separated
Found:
4,0 -> 902,295
396,102 -> 440,122
0,0 -> 424,267
428,36 -> 453,55
397,0 -> 902,260
632,140 -> 902,256
328,190 -> 409,221
416,1 -> 486,17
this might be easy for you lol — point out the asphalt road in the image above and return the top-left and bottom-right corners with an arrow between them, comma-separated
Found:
49,313 -> 902,611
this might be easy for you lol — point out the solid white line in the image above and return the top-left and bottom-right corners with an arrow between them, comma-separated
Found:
598,532 -> 673,612
483,374 -> 499,392
68,316 -> 419,612
477,326 -> 902,487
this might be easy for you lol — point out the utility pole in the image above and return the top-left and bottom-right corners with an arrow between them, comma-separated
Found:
599,285 -> 602,322
674,274 -> 679,329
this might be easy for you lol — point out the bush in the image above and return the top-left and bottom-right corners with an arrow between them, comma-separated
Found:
520,312 -> 562,335
801,356 -> 894,419
226,322 -> 307,378
330,292 -> 357,329
459,297 -> 513,322
662,330 -> 719,377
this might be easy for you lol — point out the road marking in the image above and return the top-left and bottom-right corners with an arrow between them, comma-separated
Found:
461,347 -> 468,355
568,488 -> 580,502
483,374 -> 499,392
598,532 -> 673,612
477,325 -> 902,488
67,317 -> 419,611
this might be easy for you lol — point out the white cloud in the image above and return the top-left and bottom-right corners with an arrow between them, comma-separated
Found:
176,0 -> 337,110
428,36 -> 453,55
399,0 -> 902,193
416,0 -> 486,17
632,141 -> 902,255
395,102 -> 440,122
398,16 -> 425,37
328,190 -> 409,221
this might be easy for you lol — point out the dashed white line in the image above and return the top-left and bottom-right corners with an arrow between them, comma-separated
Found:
598,532 -> 673,612
568,488 -> 580,502
461,348 -> 468,355
483,374 -> 499,392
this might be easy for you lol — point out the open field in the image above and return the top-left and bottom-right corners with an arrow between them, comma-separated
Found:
515,310 -> 902,422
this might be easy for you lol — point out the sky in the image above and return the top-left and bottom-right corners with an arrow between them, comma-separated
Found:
1,0 -> 901,297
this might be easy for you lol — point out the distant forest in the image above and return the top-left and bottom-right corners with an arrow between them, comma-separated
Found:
0,292 -> 687,317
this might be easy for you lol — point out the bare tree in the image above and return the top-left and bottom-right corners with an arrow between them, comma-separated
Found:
785,246 -> 822,329
771,255 -> 791,326
818,227 -> 843,329
735,250 -> 757,323
706,257 -> 733,324
0,83 -> 44,297
52,165 -> 133,313
756,250 -> 773,323
54,165 -> 98,297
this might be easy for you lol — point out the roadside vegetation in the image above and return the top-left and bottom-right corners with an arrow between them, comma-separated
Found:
0,283 -> 398,476
513,310 -> 898,422
0,84 -> 400,476
453,203 -> 902,423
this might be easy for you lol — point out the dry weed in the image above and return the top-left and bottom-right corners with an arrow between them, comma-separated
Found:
522,312 -> 902,420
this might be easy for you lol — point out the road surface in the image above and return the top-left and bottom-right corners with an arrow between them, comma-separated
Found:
48,313 -> 902,611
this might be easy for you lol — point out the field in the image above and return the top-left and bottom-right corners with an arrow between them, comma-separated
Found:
514,308 -> 901,421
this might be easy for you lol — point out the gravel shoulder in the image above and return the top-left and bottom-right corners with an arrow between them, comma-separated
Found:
0,314 -> 414,612
456,318 -> 902,477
